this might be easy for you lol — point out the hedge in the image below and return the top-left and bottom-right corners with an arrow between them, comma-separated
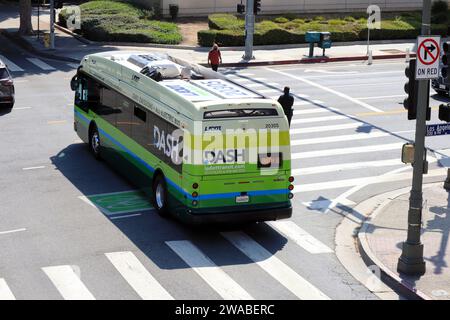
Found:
59,1 -> 182,44
199,13 -> 448,47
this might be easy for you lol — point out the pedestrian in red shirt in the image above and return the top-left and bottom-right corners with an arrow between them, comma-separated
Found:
208,43 -> 222,72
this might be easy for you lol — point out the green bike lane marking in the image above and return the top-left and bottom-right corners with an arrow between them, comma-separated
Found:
79,190 -> 154,216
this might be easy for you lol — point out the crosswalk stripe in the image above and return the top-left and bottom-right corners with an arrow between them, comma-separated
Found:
267,221 -> 333,254
26,58 -> 55,71
244,83 -> 264,88
290,131 -> 390,146
290,122 -> 367,134
0,55 -> 24,72
166,241 -> 253,300
293,108 -> 328,115
291,115 -> 347,124
293,101 -> 312,107
0,279 -> 15,300
294,169 -> 445,193
42,265 -> 95,300
292,159 -> 401,176
291,143 -> 403,160
105,251 -> 173,300
222,232 -> 330,300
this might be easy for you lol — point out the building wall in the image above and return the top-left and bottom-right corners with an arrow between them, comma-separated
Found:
159,0 -> 450,17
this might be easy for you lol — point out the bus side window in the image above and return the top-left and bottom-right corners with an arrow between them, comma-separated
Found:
99,86 -> 117,126
132,105 -> 147,148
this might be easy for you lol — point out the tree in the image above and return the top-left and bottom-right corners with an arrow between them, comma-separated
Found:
19,0 -> 33,35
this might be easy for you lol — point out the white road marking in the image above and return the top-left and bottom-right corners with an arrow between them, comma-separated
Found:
355,94 -> 406,100
166,241 -> 253,300
109,213 -> 142,220
12,107 -> 32,110
260,89 -> 281,94
0,228 -> 27,235
291,143 -> 403,160
222,232 -> 330,300
26,58 -> 55,71
293,108 -> 329,115
330,81 -> 400,89
245,83 -> 264,88
267,221 -> 333,254
290,131 -> 390,146
0,279 -> 15,300
291,115 -> 347,124
292,159 -> 401,176
293,101 -> 312,107
230,77 -> 266,83
42,265 -> 95,300
302,199 -> 356,211
290,122 -> 368,134
22,166 -> 46,171
105,251 -> 173,300
0,55 -> 24,72
294,168 -> 444,193
267,68 -> 383,112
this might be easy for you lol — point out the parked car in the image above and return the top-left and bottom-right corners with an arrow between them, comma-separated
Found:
432,75 -> 449,98
0,60 -> 15,109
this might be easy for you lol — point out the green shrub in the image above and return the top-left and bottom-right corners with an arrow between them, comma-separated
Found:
208,14 -> 242,30
273,17 -> 289,24
59,1 -> 181,44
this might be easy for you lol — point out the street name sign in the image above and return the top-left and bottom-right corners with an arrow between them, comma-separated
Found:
426,123 -> 450,136
416,36 -> 441,80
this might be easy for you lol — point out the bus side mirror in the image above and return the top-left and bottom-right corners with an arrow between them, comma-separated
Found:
70,75 -> 78,91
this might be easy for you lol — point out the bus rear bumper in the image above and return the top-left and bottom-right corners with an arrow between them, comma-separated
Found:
181,205 -> 292,225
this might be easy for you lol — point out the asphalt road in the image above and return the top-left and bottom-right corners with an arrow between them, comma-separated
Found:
0,36 -> 449,300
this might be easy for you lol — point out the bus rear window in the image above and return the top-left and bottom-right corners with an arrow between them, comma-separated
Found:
203,109 -> 278,119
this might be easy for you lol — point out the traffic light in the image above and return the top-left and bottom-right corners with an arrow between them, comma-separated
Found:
404,59 -> 418,120
439,104 -> 450,122
403,59 -> 431,121
442,41 -> 450,83
237,3 -> 245,14
254,0 -> 261,15
54,0 -> 63,9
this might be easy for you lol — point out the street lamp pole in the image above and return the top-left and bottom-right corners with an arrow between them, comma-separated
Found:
397,0 -> 431,276
243,0 -> 255,61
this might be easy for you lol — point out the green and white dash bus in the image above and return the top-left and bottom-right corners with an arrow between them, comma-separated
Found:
71,51 -> 293,224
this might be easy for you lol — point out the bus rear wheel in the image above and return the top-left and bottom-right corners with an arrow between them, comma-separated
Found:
152,174 -> 169,217
89,125 -> 102,160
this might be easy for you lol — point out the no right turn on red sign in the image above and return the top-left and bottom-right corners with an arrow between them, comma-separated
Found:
416,35 -> 441,80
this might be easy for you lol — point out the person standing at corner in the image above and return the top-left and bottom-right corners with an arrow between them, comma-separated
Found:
278,87 -> 294,127
208,43 -> 222,72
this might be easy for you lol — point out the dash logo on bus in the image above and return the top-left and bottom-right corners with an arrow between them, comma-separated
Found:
153,125 -> 183,165
204,125 -> 222,132
203,149 -> 245,165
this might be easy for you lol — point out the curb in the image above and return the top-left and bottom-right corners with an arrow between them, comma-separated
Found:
356,184 -> 441,301
0,29 -> 79,63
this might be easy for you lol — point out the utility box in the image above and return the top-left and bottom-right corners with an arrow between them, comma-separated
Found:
305,31 -> 321,43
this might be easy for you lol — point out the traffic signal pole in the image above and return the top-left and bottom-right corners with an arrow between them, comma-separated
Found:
397,0 -> 431,276
50,0 -> 55,49
243,0 -> 255,60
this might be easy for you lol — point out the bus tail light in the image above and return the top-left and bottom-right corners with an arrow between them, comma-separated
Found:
192,183 -> 199,189
288,185 -> 294,191
192,191 -> 198,198
288,193 -> 294,199
288,176 -> 295,183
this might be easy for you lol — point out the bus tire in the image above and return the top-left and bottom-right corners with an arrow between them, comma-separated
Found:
89,124 -> 102,160
152,173 -> 169,217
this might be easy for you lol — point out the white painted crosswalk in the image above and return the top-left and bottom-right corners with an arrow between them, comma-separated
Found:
42,265 -> 95,300
0,279 -> 15,300
0,55 -> 24,72
166,241 -> 253,300
26,58 -> 56,71
105,251 -> 173,300
222,231 -> 330,300
0,55 -> 74,72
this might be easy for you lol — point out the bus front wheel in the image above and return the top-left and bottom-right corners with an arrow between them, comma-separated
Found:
89,125 -> 102,160
152,174 -> 169,217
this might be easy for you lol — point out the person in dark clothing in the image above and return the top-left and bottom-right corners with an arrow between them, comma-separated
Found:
278,87 -> 294,126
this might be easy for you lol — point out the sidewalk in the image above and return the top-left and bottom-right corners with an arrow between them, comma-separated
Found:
359,181 -> 450,300
0,4 -> 417,66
